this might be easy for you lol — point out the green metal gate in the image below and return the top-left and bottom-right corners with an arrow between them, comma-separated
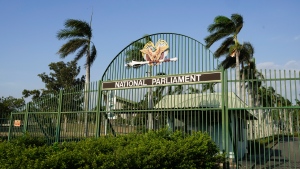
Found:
9,33 -> 300,168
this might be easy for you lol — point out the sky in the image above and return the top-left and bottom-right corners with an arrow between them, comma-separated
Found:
1,0 -> 300,102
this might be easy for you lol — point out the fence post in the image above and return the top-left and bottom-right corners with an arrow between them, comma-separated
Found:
221,67 -> 226,153
55,90 -> 63,142
8,111 -> 14,141
23,103 -> 29,134
221,67 -> 230,167
95,80 -> 102,138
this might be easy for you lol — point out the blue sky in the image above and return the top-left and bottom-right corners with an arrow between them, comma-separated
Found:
1,0 -> 300,101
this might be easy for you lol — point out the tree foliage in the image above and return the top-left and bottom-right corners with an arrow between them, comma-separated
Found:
0,96 -> 25,118
23,61 -> 85,100
22,61 -> 85,113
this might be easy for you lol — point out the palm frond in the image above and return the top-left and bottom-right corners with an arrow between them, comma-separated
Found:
64,19 -> 92,37
73,44 -> 88,62
205,27 -> 234,48
242,42 -> 254,56
132,41 -> 145,49
57,19 -> 91,40
239,42 -> 254,63
125,35 -> 152,69
88,45 -> 97,67
57,39 -> 87,58
231,14 -> 244,33
201,83 -> 216,93
57,29 -> 85,40
205,13 -> 244,51
125,48 -> 143,62
205,32 -> 225,48
219,56 -> 236,69
208,16 -> 231,32
214,37 -> 234,57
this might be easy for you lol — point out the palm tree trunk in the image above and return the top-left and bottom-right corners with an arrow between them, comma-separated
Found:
235,51 -> 241,98
248,83 -> 254,107
241,63 -> 246,101
83,63 -> 90,137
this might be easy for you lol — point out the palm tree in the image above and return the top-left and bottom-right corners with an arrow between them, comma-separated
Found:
125,35 -> 152,68
217,42 -> 254,70
201,83 -> 216,93
239,59 -> 265,138
204,14 -> 246,97
168,85 -> 184,95
240,58 -> 264,107
57,17 -> 97,137
186,86 -> 200,94
201,41 -> 254,95
57,18 -> 97,85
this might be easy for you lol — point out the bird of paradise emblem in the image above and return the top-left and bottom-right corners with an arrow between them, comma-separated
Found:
126,40 -> 177,67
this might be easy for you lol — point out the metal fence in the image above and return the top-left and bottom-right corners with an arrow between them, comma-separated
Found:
0,112 -> 10,140
7,69 -> 300,168
7,33 -> 300,168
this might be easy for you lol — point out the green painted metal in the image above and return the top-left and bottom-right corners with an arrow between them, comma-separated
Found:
7,33 -> 300,168
23,103 -> 29,133
55,90 -> 63,142
7,112 -> 13,141
95,80 -> 102,138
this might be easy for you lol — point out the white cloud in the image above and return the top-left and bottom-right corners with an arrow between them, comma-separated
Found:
294,35 -> 300,41
284,60 -> 300,70
257,60 -> 300,71
257,62 -> 281,70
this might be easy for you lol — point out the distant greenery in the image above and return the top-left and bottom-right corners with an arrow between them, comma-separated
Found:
21,61 -> 85,115
0,96 -> 25,119
22,61 -> 85,100
0,129 -> 225,169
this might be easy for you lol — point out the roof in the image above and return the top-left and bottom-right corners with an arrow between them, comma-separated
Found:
154,92 -> 257,119
102,93 -> 137,105
154,92 -> 244,109
115,96 -> 137,105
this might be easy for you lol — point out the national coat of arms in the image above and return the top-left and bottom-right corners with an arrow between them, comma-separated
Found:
126,40 -> 177,67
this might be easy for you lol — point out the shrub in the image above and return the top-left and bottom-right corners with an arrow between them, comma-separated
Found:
0,129 -> 224,169
10,133 -> 46,147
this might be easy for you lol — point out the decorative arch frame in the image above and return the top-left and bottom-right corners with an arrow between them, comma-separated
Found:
101,33 -> 219,82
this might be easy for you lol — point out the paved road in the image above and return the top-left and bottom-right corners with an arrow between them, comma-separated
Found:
239,137 -> 300,168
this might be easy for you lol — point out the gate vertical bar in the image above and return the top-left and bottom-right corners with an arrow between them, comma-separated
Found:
147,66 -> 154,130
221,67 -> 226,153
95,80 -> 102,138
23,103 -> 29,134
55,89 -> 63,142
8,110 -> 14,141
221,67 -> 230,167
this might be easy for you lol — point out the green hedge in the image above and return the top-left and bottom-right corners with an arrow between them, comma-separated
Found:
0,129 -> 225,169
